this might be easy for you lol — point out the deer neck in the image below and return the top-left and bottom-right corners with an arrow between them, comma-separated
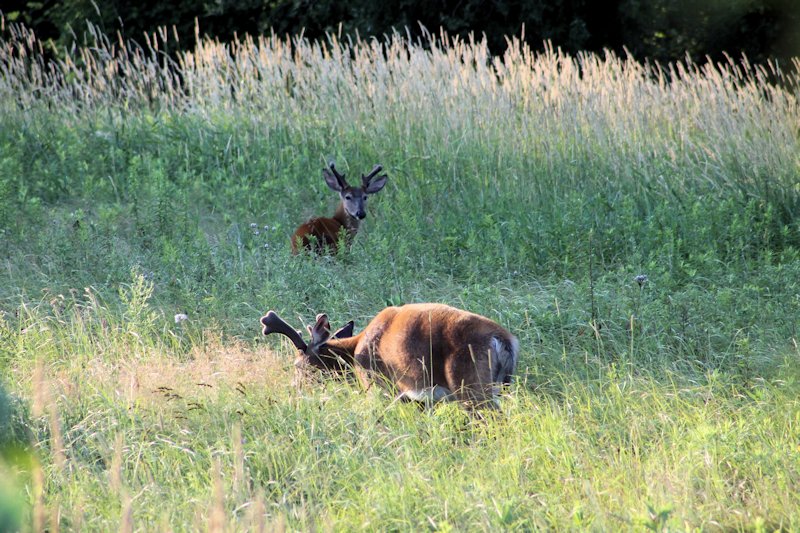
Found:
333,203 -> 360,237
323,332 -> 364,364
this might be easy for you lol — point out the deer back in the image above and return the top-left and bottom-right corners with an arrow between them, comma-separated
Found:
291,217 -> 343,254
327,303 -> 519,405
262,303 -> 518,407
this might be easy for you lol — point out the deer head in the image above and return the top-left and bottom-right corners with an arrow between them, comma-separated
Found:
322,163 -> 387,221
260,311 -> 355,373
291,162 -> 389,254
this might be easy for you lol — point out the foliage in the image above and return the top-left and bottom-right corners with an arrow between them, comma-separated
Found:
0,384 -> 28,533
0,22 -> 799,530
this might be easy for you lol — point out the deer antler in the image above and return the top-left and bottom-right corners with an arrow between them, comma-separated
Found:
327,162 -> 348,189
361,164 -> 383,187
261,311 -> 307,351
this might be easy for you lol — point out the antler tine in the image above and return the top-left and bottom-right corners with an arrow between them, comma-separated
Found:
328,161 -> 346,181
260,311 -> 307,351
325,161 -> 348,189
362,164 -> 384,185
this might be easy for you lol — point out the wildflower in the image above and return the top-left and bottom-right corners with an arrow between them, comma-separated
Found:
634,274 -> 648,287
264,243 -> 270,249
174,313 -> 189,324
249,223 -> 258,229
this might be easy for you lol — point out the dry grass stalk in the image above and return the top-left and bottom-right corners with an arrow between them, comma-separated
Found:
49,499 -> 61,533
48,401 -> 66,474
208,459 -> 226,533
245,493 -> 267,533
31,359 -> 47,419
267,513 -> 287,533
120,490 -> 133,533
70,496 -> 85,532
109,433 -> 124,495
32,462 -> 46,533
231,423 -> 245,497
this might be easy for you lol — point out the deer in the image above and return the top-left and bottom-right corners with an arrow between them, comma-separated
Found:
291,162 -> 388,254
260,303 -> 519,408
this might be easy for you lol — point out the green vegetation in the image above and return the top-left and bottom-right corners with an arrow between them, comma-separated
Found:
1,19 -> 800,530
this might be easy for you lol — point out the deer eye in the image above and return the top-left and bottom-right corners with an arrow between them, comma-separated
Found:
345,194 -> 352,200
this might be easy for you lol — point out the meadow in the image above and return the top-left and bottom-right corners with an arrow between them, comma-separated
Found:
1,19 -> 800,531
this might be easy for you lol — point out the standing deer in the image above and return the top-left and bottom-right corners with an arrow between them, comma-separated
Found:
260,303 -> 519,408
291,162 -> 388,254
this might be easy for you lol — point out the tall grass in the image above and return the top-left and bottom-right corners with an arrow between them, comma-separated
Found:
2,20 -> 799,279
3,286 -> 800,530
1,16 -> 800,530
3,21 -> 800,215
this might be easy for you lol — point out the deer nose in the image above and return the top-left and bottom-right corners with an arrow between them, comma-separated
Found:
356,211 -> 366,219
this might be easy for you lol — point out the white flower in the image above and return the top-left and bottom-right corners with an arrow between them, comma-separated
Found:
174,313 -> 189,324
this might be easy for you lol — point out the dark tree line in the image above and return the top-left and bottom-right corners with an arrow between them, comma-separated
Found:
3,0 -> 800,64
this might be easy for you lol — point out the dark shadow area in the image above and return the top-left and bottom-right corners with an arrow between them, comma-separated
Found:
3,0 -> 799,64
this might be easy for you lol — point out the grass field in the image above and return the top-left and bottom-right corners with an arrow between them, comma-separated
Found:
1,19 -> 800,531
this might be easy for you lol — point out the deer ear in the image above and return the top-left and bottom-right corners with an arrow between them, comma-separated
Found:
323,168 -> 345,192
364,174 -> 387,194
308,313 -> 332,346
332,320 -> 355,339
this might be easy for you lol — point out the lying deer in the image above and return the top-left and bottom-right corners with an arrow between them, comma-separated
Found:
291,162 -> 388,254
261,303 -> 519,407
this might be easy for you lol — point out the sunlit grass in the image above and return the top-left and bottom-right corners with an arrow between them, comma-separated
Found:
3,288 -> 799,530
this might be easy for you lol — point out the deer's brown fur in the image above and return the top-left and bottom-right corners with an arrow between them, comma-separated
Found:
291,163 -> 387,254
261,303 -> 519,407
